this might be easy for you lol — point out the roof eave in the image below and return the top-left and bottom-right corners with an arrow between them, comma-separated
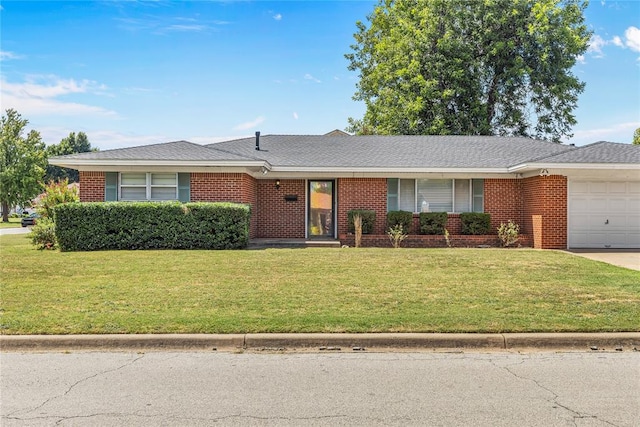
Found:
509,162 -> 640,172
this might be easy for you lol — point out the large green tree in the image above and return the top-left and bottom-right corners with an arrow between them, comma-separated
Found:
45,131 -> 96,183
633,128 -> 640,145
0,109 -> 47,222
346,0 -> 591,142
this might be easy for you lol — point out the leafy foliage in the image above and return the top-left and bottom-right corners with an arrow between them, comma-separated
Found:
54,202 -> 251,251
387,224 -> 408,248
29,217 -> 57,250
386,210 -> 413,233
45,132 -> 96,183
460,213 -> 491,235
498,220 -> 521,247
347,209 -> 376,234
419,212 -> 448,235
37,179 -> 79,219
634,128 -> 640,145
0,109 -> 47,222
346,0 -> 590,142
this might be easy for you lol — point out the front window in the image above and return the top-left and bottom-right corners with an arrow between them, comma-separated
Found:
387,178 -> 484,213
120,173 -> 178,201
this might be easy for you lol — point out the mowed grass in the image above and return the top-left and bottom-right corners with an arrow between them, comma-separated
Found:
0,218 -> 23,229
1,234 -> 639,334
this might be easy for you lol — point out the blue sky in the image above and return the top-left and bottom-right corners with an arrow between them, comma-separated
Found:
1,0 -> 639,150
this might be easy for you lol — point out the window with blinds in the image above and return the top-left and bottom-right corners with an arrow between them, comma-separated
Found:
387,179 -> 484,213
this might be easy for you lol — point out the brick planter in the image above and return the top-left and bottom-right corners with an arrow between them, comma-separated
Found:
339,234 -> 532,248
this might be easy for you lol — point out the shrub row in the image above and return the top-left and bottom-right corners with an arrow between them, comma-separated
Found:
54,202 -> 251,251
347,210 -> 492,235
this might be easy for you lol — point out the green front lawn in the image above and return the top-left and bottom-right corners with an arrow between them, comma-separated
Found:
1,234 -> 638,334
0,218 -> 23,229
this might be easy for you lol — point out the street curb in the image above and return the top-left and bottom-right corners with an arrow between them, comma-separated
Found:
1,333 -> 639,352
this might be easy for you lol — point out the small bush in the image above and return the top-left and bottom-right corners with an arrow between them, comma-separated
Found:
387,225 -> 408,248
498,220 -> 520,247
29,217 -> 56,250
460,213 -> 491,235
347,210 -> 375,234
387,210 -> 413,233
419,212 -> 448,235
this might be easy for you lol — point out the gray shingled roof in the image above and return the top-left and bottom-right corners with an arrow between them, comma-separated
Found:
535,141 -> 640,164
55,140 -> 255,162
207,135 -> 576,169
51,135 -> 640,170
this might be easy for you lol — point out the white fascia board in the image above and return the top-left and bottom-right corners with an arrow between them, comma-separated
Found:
509,162 -> 640,172
48,158 -> 270,169
271,166 -> 509,174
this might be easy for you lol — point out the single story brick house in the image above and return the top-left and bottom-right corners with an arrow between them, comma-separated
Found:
50,134 -> 640,249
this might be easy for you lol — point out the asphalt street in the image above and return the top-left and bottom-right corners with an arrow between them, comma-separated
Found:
1,351 -> 638,426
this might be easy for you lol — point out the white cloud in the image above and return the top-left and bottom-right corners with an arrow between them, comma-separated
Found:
165,24 -> 207,32
273,13 -> 282,21
612,35 -> 624,48
233,116 -> 265,131
576,54 -> 586,64
569,121 -> 640,145
293,112 -> 299,120
0,76 -> 116,117
304,73 -> 321,83
625,26 -> 640,52
0,50 -> 23,60
587,34 -> 606,57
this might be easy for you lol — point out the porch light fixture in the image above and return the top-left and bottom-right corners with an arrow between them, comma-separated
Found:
275,179 -> 281,190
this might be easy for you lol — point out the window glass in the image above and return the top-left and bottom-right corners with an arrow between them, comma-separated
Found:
417,179 -> 452,212
454,180 -> 471,212
151,187 -> 177,200
121,187 -> 146,201
399,179 -> 415,212
151,173 -> 177,186
121,173 -> 146,186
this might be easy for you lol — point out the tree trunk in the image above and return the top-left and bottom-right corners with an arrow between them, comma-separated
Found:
2,201 -> 9,223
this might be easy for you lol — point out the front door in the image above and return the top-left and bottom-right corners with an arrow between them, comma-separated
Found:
308,180 -> 335,238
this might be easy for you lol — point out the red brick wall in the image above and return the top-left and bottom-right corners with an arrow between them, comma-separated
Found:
190,173 -> 258,238
337,178 -> 387,235
256,179 -> 306,238
79,171 -> 105,202
522,175 -> 567,249
484,179 -> 524,231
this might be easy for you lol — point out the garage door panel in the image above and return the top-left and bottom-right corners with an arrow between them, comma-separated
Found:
569,180 -> 640,249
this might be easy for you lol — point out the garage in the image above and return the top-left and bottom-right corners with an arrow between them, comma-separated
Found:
568,180 -> 640,249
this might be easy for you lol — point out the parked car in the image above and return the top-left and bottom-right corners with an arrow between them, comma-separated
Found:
21,213 -> 40,227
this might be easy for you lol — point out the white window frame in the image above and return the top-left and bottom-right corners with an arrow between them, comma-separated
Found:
387,179 -> 483,213
119,173 -> 178,201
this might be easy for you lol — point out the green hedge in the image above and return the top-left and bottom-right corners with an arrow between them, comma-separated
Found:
347,209 -> 376,234
387,210 -> 413,233
419,212 -> 448,235
460,212 -> 491,235
54,202 -> 251,251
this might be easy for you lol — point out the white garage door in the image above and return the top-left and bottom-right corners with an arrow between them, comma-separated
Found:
569,181 -> 640,249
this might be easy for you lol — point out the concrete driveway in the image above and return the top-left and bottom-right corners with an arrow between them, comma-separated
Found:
566,249 -> 640,271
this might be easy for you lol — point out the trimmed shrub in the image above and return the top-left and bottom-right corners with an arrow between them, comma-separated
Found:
54,202 -> 251,251
419,212 -> 448,235
460,212 -> 491,235
347,209 -> 375,234
387,210 -> 413,233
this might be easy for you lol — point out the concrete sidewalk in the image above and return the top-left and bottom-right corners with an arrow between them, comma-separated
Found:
1,333 -> 638,353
